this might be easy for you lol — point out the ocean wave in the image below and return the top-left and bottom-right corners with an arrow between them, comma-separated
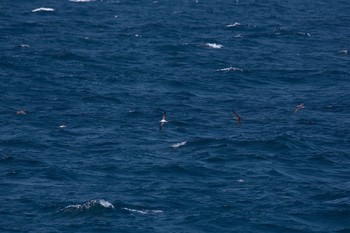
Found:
58,124 -> 68,128
122,208 -> 163,215
188,137 -> 231,150
0,155 -> 14,162
296,32 -> 311,36
205,43 -> 223,49
170,141 -> 187,148
226,22 -> 241,27
325,197 -> 350,205
338,49 -> 349,55
217,66 -> 243,72
59,199 -> 114,213
19,44 -> 30,48
32,8 -> 55,12
69,0 -> 95,2
0,154 -> 45,166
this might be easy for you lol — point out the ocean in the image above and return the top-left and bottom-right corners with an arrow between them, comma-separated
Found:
1,0 -> 350,232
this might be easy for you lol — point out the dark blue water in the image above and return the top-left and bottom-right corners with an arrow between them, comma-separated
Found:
1,0 -> 350,232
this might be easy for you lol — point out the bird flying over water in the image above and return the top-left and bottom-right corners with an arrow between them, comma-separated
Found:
159,111 -> 168,130
233,111 -> 241,127
294,103 -> 305,113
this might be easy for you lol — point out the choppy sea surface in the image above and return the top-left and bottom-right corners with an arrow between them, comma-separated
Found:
1,0 -> 350,232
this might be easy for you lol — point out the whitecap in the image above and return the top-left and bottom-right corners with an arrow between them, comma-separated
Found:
70,0 -> 95,2
99,200 -> 115,208
63,204 -> 81,210
170,141 -> 187,148
32,7 -> 55,12
206,43 -> 223,49
20,44 -> 30,48
237,179 -> 244,183
122,208 -> 163,215
296,32 -> 311,36
338,49 -> 349,55
226,22 -> 241,27
60,199 -> 114,212
217,66 -> 243,72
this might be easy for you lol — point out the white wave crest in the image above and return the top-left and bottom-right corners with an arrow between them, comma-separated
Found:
296,32 -> 311,36
32,8 -> 55,12
122,208 -> 163,215
171,141 -> 187,148
338,49 -> 349,54
206,43 -> 223,49
226,22 -> 241,27
60,199 -> 114,212
99,200 -> 114,208
217,66 -> 243,72
69,0 -> 95,2
20,44 -> 30,48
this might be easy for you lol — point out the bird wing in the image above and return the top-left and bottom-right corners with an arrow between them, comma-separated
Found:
233,111 -> 241,126
159,122 -> 164,130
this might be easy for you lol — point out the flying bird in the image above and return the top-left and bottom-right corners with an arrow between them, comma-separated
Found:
233,111 -> 241,127
294,103 -> 305,113
159,112 -> 168,130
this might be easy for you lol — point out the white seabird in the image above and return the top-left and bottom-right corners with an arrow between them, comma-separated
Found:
159,112 -> 168,130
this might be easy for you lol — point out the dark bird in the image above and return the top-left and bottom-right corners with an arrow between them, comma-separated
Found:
159,112 -> 168,130
233,111 -> 241,127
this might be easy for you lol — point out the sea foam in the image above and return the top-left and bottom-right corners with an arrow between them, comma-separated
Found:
338,49 -> 349,55
20,44 -> 30,48
69,0 -> 95,2
171,141 -> 187,148
122,208 -> 163,215
226,22 -> 241,27
296,32 -> 311,36
217,66 -> 243,72
206,43 -> 223,49
60,199 -> 115,213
